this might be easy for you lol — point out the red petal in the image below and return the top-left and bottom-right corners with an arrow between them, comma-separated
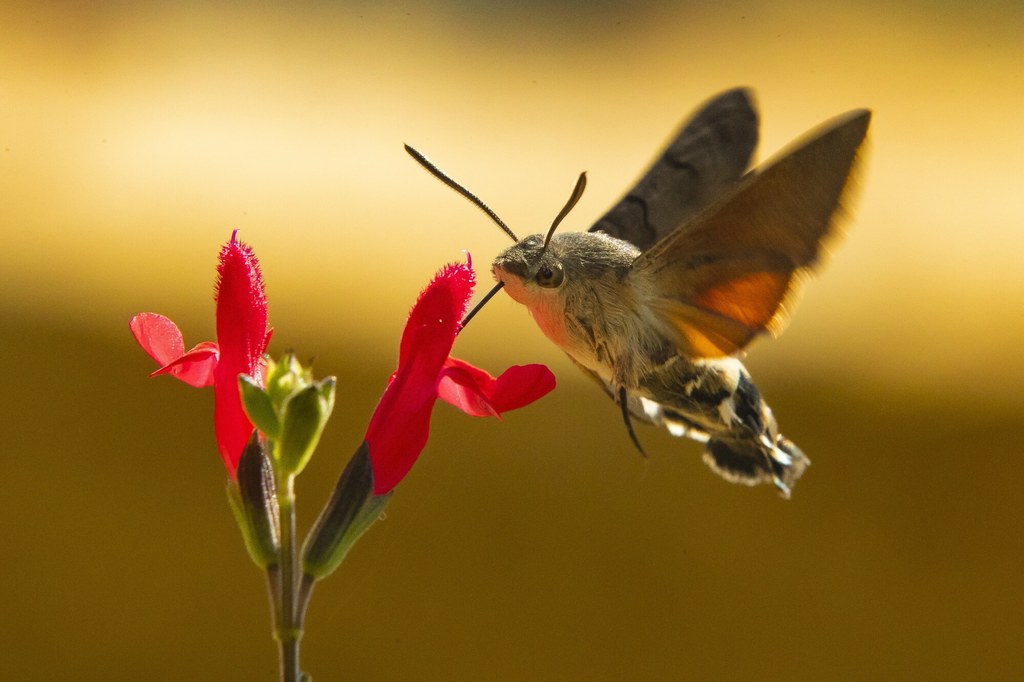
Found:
397,262 -> 474,369
488,363 -> 557,412
215,231 -> 269,377
363,362 -> 437,495
150,342 -> 219,388
437,358 -> 500,418
439,357 -> 556,417
130,313 -> 185,366
365,261 -> 475,494
213,232 -> 271,475
130,313 -> 217,387
214,377 -> 256,477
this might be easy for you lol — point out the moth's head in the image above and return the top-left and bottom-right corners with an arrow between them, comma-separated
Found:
492,234 -> 568,306
493,231 -> 639,307
488,170 -> 589,308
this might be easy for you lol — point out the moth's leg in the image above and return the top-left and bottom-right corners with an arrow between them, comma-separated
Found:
618,386 -> 647,458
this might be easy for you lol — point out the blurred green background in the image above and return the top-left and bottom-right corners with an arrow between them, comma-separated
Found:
2,2 -> 1022,680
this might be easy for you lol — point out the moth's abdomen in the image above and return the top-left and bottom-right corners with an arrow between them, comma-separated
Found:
638,356 -> 809,497
702,433 -> 809,498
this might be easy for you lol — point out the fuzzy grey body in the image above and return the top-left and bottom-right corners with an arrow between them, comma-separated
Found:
493,230 -> 809,496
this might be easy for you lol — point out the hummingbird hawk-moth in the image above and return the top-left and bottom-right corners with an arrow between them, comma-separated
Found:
406,88 -> 870,497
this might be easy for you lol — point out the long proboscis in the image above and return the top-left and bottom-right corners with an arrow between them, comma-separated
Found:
458,280 -> 505,334
404,144 -> 519,243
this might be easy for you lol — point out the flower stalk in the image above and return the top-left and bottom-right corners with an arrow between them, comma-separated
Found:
273,472 -> 301,682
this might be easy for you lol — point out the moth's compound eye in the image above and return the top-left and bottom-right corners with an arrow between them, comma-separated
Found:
535,262 -> 565,288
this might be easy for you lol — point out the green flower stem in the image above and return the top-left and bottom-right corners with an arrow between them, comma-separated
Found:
273,474 -> 302,682
296,572 -> 316,632
265,564 -> 282,623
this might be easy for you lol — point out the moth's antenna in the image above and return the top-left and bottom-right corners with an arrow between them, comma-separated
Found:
458,280 -> 505,334
459,172 -> 586,332
404,144 -> 519,243
543,171 -> 587,248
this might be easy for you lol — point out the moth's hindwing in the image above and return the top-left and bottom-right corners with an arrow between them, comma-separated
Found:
633,109 -> 871,358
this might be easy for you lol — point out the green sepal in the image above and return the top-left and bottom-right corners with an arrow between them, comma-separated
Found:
266,352 -> 312,408
301,441 -> 390,581
226,432 -> 280,569
239,374 -> 280,439
276,377 -> 336,477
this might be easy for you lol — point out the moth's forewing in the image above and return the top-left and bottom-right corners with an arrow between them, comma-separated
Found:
590,88 -> 760,251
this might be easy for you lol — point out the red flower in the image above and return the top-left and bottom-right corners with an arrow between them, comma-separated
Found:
130,231 -> 272,476
365,260 -> 555,494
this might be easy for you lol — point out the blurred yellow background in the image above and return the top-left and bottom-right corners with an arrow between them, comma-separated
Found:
2,2 -> 1021,680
